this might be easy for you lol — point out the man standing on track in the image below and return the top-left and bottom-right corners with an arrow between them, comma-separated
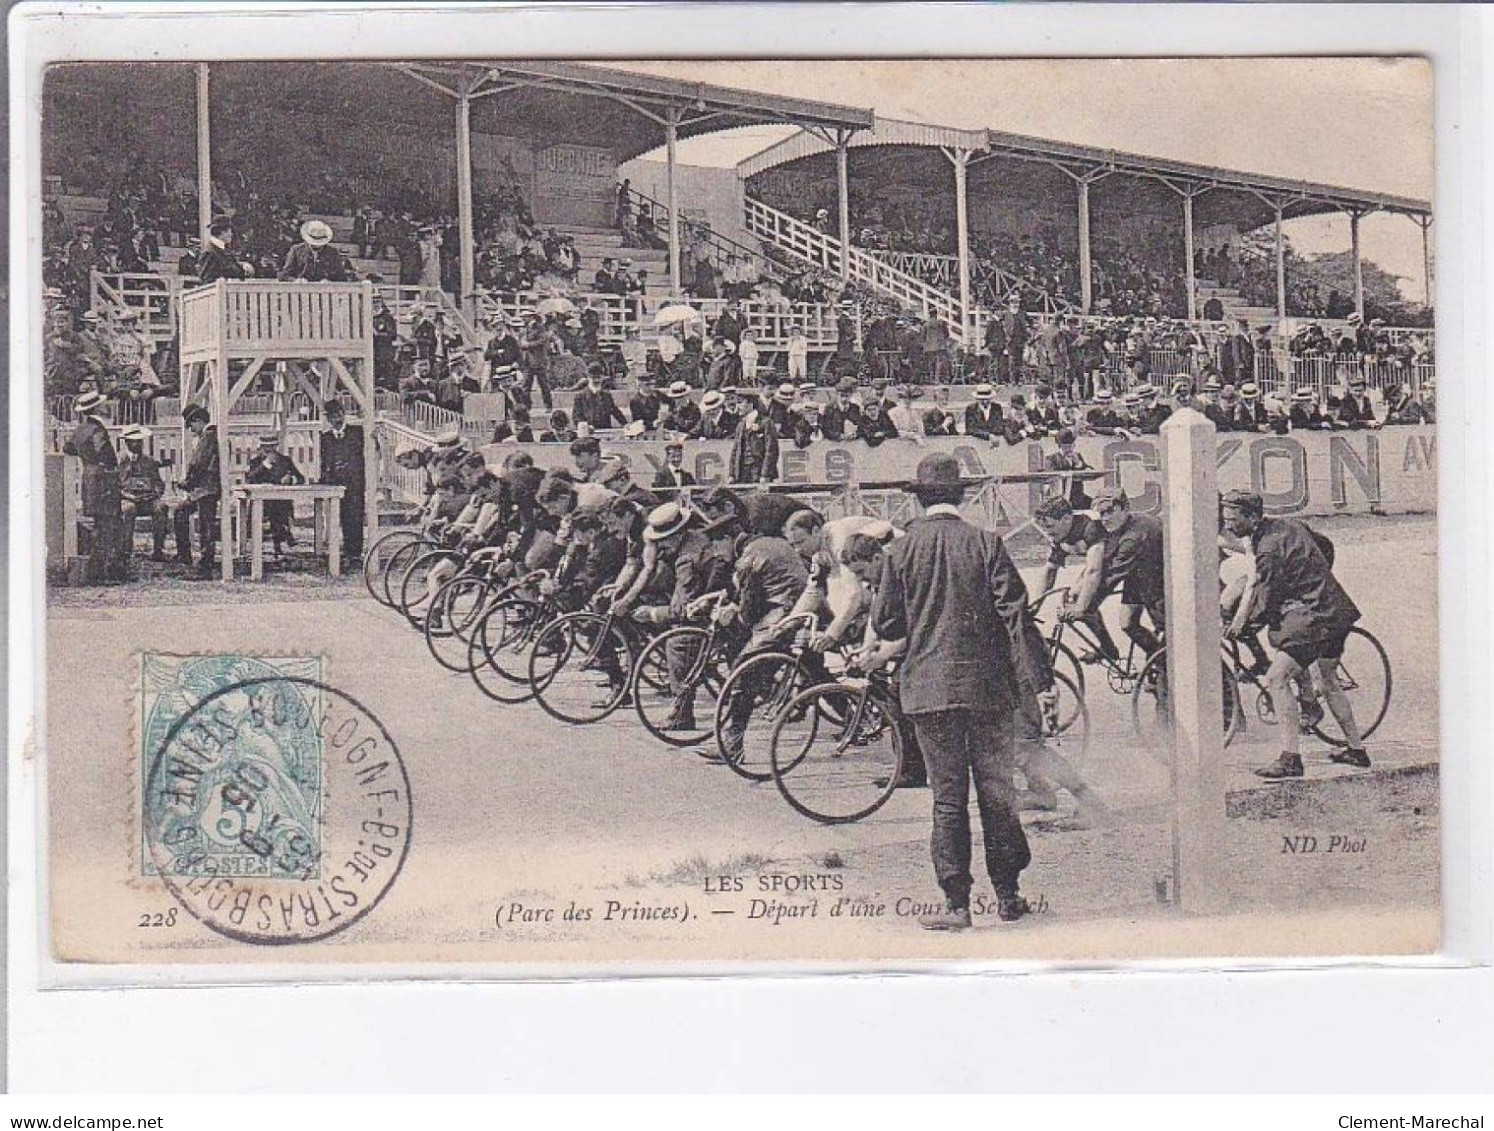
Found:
871,453 -> 1056,929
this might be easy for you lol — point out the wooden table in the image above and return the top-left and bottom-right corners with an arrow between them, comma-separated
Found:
231,483 -> 346,581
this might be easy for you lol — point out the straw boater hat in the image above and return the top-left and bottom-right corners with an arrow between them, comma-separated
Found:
1203,376 -> 1223,392
700,390 -> 726,412
257,432 -> 281,447
644,501 -> 693,543
73,391 -> 107,415
665,380 -> 691,400
121,424 -> 151,443
1240,381 -> 1261,399
434,425 -> 464,449
972,383 -> 995,400
1094,389 -> 1114,404
774,383 -> 797,404
1134,383 -> 1158,399
1122,391 -> 1142,409
1347,312 -> 1363,325
1292,387 -> 1316,402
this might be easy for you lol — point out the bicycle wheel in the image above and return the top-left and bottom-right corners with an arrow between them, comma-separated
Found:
424,574 -> 496,672
468,596 -> 545,703
1130,646 -> 1241,758
363,528 -> 421,606
528,613 -> 636,726
630,626 -> 725,748
398,548 -> 464,627
1046,640 -> 1085,732
381,536 -> 435,609
1042,669 -> 1091,756
713,651 -> 812,782
770,681 -> 900,825
1309,626 -> 1392,746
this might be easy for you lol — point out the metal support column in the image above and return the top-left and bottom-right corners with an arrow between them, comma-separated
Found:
1183,192 -> 1197,321
195,63 -> 212,245
455,89 -> 476,324
665,107 -> 682,297
1078,178 -> 1093,314
1418,215 -> 1432,308
1350,210 -> 1364,319
1274,202 -> 1287,320
941,147 -> 973,344
835,132 -> 851,282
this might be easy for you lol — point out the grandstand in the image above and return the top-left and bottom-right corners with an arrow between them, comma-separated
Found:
41,59 -> 1436,579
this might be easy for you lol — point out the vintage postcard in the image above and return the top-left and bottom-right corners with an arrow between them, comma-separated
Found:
32,55 -> 1439,973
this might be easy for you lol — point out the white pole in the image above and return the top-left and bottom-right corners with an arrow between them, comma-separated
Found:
195,63 -> 213,246
1419,216 -> 1432,309
1274,203 -> 1286,320
836,133 -> 851,282
952,149 -> 971,346
1077,178 -> 1092,314
455,91 -> 476,324
1160,407 -> 1228,914
1350,211 -> 1365,319
666,108 -> 681,297
1183,192 -> 1197,321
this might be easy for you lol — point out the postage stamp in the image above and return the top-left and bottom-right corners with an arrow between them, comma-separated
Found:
138,654 -> 324,878
139,656 -> 413,945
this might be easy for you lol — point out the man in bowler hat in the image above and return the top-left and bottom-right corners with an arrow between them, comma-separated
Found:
319,399 -> 366,561
870,452 -> 1055,928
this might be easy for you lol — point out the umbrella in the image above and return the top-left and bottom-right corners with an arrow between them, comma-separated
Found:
535,296 -> 576,317
654,303 -> 701,329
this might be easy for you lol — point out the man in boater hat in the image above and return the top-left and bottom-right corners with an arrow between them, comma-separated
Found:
280,218 -> 352,282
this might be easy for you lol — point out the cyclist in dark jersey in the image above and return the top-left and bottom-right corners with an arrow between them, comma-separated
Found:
1056,488 -> 1165,661
1036,495 -> 1122,663
1221,489 -> 1369,779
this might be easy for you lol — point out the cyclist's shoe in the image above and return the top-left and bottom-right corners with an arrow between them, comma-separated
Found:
1254,753 -> 1305,780
660,710 -> 698,732
918,903 -> 972,931
1328,747 -> 1372,769
1242,657 -> 1270,680
995,894 -> 1032,923
1077,649 -> 1120,666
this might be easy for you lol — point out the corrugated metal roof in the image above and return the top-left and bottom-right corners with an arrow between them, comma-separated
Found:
737,117 -> 987,177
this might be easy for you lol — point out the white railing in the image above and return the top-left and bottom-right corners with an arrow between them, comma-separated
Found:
873,251 -> 1072,316
470,290 -> 845,354
745,196 -> 972,345
89,271 -> 185,345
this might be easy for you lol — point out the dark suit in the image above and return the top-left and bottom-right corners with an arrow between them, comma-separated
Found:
279,243 -> 352,282
963,402 -> 1004,440
195,244 -> 246,284
245,450 -> 305,548
1221,334 -> 1255,385
174,425 -> 221,567
652,465 -> 696,492
572,388 -> 626,431
729,413 -> 779,483
319,424 -> 366,557
63,415 -> 124,580
872,512 -> 1052,906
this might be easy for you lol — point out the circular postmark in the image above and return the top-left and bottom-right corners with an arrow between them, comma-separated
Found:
144,675 -> 412,946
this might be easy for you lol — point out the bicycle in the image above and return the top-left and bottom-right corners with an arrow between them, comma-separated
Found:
626,593 -> 733,748
422,544 -> 525,672
710,613 -> 839,783
464,572 -> 559,704
1028,586 -> 1150,734
362,524 -> 424,607
1130,625 -> 1390,751
527,592 -> 655,727
768,666 -> 1089,825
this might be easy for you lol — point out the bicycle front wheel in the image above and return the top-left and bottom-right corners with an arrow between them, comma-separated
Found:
363,528 -> 421,606
713,651 -> 809,782
1310,626 -> 1392,746
398,548 -> 464,627
770,681 -> 900,825
631,626 -> 724,748
380,536 -> 434,609
424,574 -> 496,672
468,597 -> 545,703
1130,646 -> 1241,758
529,613 -> 636,726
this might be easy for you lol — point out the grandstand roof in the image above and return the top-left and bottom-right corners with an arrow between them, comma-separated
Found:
738,118 -> 1431,228
388,61 -> 875,160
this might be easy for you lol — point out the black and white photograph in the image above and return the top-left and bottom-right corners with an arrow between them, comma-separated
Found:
29,51 -> 1441,970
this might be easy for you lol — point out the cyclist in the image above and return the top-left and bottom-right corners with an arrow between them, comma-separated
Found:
1220,489 -> 1370,779
1034,495 -> 1123,664
1055,488 -> 1165,662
